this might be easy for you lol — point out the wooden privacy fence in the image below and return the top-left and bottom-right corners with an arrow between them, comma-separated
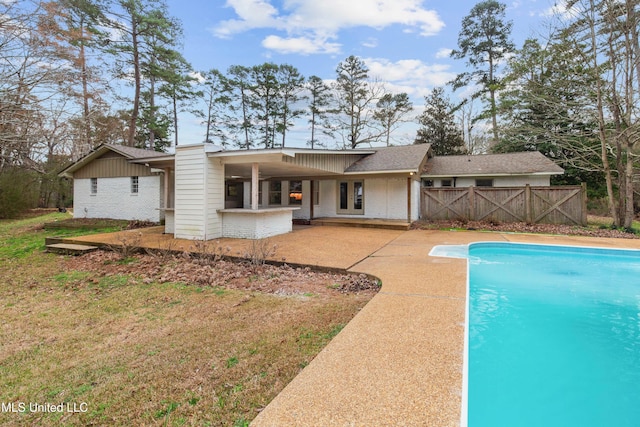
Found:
421,184 -> 587,226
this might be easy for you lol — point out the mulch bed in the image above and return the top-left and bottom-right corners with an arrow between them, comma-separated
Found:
64,250 -> 380,297
412,219 -> 639,239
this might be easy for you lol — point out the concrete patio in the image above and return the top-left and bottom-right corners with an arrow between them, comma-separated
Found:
59,225 -> 640,426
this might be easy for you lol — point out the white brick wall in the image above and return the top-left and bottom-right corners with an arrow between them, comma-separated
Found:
411,179 -> 421,221
313,178 -> 409,220
364,177 -> 407,220
434,175 -> 551,187
221,210 -> 293,239
73,176 -> 162,222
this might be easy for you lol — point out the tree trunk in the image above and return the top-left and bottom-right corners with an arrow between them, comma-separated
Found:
127,17 -> 140,147
79,18 -> 91,152
149,75 -> 156,150
173,91 -> 178,147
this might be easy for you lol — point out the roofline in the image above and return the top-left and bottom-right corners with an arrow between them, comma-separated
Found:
130,155 -> 175,164
208,147 -> 377,158
58,144 -> 114,178
345,169 -> 418,175
421,171 -> 563,178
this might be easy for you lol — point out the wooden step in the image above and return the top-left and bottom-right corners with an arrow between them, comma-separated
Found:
46,243 -> 99,255
310,218 -> 410,231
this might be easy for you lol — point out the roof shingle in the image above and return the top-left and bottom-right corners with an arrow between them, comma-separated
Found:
422,151 -> 564,176
345,144 -> 432,173
107,144 -> 169,159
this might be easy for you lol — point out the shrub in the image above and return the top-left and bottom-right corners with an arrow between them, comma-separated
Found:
0,168 -> 40,218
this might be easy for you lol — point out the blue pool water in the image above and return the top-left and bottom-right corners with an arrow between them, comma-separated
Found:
467,243 -> 640,427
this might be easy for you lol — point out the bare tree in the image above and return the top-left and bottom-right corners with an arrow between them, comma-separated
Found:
333,55 -> 386,148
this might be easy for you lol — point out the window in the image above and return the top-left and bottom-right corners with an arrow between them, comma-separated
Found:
269,181 -> 282,205
131,176 -> 139,194
288,181 -> 302,205
90,178 -> 97,194
422,179 -> 434,187
441,179 -> 452,187
475,179 -> 494,187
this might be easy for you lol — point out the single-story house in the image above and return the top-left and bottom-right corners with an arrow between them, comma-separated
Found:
421,151 -> 564,188
59,144 -> 172,222
60,143 -> 564,240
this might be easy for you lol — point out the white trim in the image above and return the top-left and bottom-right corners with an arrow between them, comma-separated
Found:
345,169 -> 417,175
422,172 -> 559,178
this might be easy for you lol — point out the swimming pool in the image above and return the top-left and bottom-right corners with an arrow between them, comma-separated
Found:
464,242 -> 640,427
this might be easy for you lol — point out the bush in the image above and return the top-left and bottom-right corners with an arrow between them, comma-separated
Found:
0,168 -> 40,219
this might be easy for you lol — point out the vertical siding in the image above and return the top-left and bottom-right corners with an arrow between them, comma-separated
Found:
206,157 -> 224,239
74,156 -> 154,178
283,153 -> 364,174
174,146 -> 206,239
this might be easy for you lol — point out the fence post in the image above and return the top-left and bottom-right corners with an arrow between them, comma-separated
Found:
581,182 -> 588,226
469,186 -> 475,221
525,184 -> 532,224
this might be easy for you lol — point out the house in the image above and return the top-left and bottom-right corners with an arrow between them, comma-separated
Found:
59,144 -> 173,222
421,151 -> 564,188
61,143 -> 564,240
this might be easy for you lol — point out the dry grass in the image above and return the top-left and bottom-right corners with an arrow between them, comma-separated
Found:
0,214 -> 374,426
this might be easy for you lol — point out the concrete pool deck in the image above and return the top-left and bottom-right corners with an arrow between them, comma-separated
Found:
64,226 -> 640,426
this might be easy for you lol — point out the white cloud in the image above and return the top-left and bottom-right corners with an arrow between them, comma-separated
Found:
539,0 -> 575,19
213,0 -> 283,38
435,48 -> 452,59
212,0 -> 445,53
365,58 -> 456,98
362,38 -> 378,48
262,35 -> 341,55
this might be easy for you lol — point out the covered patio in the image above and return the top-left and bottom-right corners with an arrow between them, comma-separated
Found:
142,143 -> 427,240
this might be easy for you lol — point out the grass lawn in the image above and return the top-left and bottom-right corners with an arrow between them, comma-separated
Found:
0,213 -> 374,426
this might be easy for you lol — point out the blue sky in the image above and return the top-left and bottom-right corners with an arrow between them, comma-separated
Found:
163,0 -> 562,148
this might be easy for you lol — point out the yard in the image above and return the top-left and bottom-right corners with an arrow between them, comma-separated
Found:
0,213 -> 377,426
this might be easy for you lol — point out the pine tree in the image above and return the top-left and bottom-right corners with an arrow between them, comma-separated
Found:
451,0 -> 514,146
415,87 -> 466,155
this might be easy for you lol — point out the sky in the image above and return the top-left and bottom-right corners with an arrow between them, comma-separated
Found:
162,0 -> 563,149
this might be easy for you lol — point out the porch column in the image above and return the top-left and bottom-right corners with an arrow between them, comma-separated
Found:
251,162 -> 259,210
407,175 -> 412,223
163,167 -> 170,208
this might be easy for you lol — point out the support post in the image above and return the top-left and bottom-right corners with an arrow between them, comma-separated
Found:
163,168 -> 170,209
251,163 -> 259,210
309,180 -> 314,220
407,176 -> 412,223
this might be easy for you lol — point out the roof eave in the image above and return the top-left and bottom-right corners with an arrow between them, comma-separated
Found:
345,169 -> 418,175
58,144 -> 115,178
129,155 -> 175,164
421,171 -> 563,178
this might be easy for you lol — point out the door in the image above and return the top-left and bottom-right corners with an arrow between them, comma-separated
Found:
337,180 -> 364,215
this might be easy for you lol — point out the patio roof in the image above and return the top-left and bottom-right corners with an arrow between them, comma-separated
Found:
208,147 -> 376,179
